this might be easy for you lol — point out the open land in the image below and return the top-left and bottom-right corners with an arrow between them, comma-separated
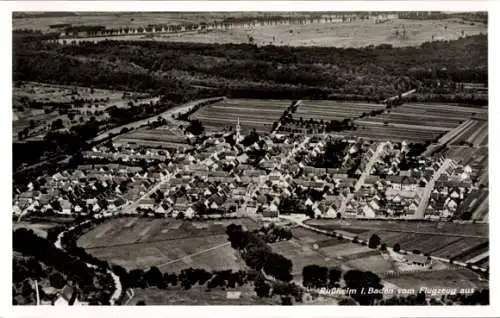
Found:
271,226 -> 484,290
305,219 -> 488,264
77,217 -> 259,271
113,127 -> 190,150
42,17 -> 487,48
352,103 -> 487,143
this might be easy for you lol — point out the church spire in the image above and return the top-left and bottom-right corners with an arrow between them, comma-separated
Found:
235,116 -> 241,143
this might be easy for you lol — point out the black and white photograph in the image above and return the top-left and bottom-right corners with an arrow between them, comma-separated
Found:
7,1 -> 495,314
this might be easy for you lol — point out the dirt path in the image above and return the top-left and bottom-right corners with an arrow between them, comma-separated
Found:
155,242 -> 231,269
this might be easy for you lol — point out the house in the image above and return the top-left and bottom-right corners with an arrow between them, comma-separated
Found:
405,254 -> 432,267
185,206 -> 195,219
262,208 -> 278,218
60,199 -> 72,215
53,285 -> 80,306
408,201 -> 418,214
362,204 -> 376,218
138,198 -> 155,210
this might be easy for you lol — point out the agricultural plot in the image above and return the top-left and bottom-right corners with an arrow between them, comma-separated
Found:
306,219 -> 488,237
78,217 -> 258,271
190,99 -> 289,133
293,100 -> 384,121
352,102 -> 488,143
271,227 -> 393,277
352,103 -> 486,143
304,219 -> 488,262
349,123 -> 444,143
448,120 -> 488,147
114,127 -> 190,150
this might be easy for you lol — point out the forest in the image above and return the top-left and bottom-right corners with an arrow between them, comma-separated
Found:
13,34 -> 487,104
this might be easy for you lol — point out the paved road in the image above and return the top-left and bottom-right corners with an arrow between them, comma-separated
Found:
338,142 -> 387,214
414,158 -> 452,219
92,97 -> 224,143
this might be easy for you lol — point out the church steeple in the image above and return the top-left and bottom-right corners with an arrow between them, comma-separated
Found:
235,116 -> 241,143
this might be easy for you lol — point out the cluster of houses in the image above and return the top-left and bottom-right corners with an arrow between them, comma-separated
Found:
12,144 -> 186,218
13,120 -> 484,223
424,162 -> 477,220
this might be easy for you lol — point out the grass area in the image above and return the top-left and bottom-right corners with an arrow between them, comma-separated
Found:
77,217 -> 258,271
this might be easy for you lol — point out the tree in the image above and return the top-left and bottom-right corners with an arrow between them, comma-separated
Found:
380,243 -> 387,251
51,118 -> 64,130
343,270 -> 384,305
368,234 -> 381,249
254,277 -> 270,298
49,272 -> 66,289
281,296 -> 293,305
393,243 -> 401,252
185,119 -> 204,136
327,268 -> 342,288
302,265 -> 328,289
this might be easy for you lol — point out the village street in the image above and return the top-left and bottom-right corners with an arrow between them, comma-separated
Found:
415,158 -> 452,219
337,141 -> 388,215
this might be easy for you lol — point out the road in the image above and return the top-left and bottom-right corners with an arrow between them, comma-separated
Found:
414,158 -> 452,219
155,242 -> 231,270
338,142 -> 387,215
421,119 -> 475,157
281,135 -> 311,166
92,96 -> 224,143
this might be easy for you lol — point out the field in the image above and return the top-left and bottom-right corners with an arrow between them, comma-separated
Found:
272,227 -> 394,277
46,16 -> 488,48
294,100 -> 384,121
304,219 -> 488,264
13,217 -> 75,238
77,217 -> 258,271
12,12 -> 234,32
190,98 -> 290,133
449,119 -> 488,147
113,127 -> 190,150
270,226 -> 487,291
351,102 -> 487,143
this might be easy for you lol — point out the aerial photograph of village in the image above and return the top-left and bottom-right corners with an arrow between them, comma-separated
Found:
12,10 -> 489,306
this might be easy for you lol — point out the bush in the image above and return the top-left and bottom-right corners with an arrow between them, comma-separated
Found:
393,243 -> 401,252
368,234 -> 381,249
49,272 -> 66,289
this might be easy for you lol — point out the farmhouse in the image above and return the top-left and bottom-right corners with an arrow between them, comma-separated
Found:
405,254 -> 432,267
